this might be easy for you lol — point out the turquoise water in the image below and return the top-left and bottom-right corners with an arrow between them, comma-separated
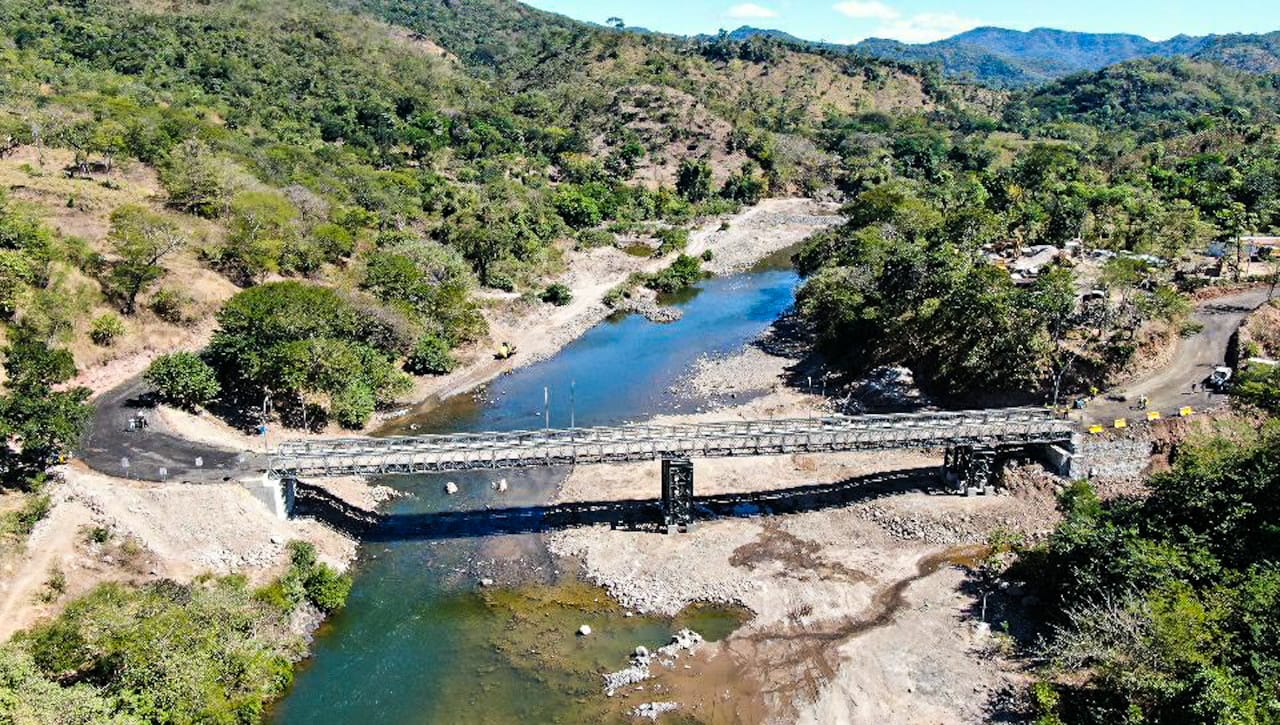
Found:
270,263 -> 799,724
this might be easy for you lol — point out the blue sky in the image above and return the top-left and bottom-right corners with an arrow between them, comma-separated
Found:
523,0 -> 1280,45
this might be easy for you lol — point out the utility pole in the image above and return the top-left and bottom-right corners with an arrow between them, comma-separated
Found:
544,386 -> 550,430
570,380 -> 576,430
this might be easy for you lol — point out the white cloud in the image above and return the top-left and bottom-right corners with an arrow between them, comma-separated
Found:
868,11 -> 982,43
832,1 -> 900,20
835,3 -> 982,44
726,3 -> 778,19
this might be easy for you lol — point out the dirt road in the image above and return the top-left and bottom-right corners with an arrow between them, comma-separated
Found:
1084,287 -> 1270,424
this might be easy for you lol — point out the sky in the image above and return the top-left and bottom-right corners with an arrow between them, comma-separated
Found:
523,0 -> 1280,45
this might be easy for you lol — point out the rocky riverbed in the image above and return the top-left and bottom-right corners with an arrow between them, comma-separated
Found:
543,343 -> 1078,722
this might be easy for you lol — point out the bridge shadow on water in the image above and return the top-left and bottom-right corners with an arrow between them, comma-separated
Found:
293,466 -> 943,542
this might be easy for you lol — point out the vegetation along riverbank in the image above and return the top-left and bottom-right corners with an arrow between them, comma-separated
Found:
3,0 -> 1280,721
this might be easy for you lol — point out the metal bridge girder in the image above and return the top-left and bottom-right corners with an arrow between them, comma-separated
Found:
270,408 -> 1073,478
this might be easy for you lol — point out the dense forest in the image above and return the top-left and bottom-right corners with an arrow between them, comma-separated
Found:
1022,424 -> 1280,724
795,56 -> 1280,401
0,0 -> 941,435
0,0 -> 1279,721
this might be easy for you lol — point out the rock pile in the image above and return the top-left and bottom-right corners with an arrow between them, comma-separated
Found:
632,702 -> 679,720
602,629 -> 704,697
620,297 -> 683,324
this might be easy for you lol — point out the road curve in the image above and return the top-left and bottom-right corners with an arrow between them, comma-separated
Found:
1083,287 -> 1270,424
76,378 -> 265,483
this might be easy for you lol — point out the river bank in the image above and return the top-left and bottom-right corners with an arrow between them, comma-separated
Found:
388,197 -> 841,420
0,463 -> 386,641
545,343 -> 1068,723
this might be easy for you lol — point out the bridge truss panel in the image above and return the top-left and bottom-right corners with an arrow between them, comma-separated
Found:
269,408 -> 1074,479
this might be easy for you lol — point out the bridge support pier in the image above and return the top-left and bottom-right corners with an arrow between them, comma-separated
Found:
661,458 -> 694,533
943,446 -> 998,495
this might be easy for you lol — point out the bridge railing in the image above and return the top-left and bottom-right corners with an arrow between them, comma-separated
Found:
269,408 -> 1073,478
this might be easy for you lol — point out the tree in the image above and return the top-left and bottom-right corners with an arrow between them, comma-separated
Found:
206,282 -> 413,427
606,16 -> 625,29
404,335 -> 456,376
218,191 -> 298,284
676,159 -> 713,202
1233,364 -> 1280,415
720,163 -> 767,204
540,283 -> 573,306
104,205 -> 187,314
0,332 -> 91,487
159,140 -> 235,218
554,188 -> 603,229
144,352 -> 221,410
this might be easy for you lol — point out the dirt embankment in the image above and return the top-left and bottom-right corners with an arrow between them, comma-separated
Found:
0,465 -> 385,641
546,345 -> 1068,724
1239,298 -> 1280,358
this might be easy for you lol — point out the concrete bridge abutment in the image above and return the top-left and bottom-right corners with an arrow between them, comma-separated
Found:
242,474 -> 296,520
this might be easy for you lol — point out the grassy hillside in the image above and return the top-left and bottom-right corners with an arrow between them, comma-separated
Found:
0,0 -> 952,429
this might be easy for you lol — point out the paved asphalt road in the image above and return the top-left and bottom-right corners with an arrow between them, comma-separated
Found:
1082,287 -> 1271,425
77,378 -> 267,483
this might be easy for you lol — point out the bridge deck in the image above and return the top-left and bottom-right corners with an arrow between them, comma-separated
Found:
269,408 -> 1073,478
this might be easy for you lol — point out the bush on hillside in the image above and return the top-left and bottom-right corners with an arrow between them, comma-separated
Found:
144,352 -> 221,410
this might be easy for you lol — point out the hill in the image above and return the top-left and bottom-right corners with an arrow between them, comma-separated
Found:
1010,56 -> 1280,132
855,27 -> 1211,87
0,0 -> 946,389
723,24 -> 1280,88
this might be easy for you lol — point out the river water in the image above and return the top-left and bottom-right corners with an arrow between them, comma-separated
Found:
270,259 -> 801,724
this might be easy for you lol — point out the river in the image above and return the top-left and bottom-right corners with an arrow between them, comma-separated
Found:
270,257 -> 801,723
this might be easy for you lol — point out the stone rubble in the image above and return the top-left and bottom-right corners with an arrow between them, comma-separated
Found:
603,629 -> 704,697
632,702 -> 679,721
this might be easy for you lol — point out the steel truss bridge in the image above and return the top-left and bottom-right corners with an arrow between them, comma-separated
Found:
270,408 -> 1074,531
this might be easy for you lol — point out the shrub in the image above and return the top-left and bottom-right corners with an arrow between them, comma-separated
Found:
89,313 -> 125,346
303,564 -> 352,613
1,494 -> 51,537
603,284 -> 630,309
404,335 -> 456,376
577,228 -> 616,249
331,383 -> 375,429
701,249 -> 714,261
644,255 -> 704,293
484,271 -> 516,292
655,227 -> 689,256
287,540 -> 317,569
279,540 -> 352,613
144,352 -> 221,409
540,283 -> 573,306
149,288 -> 191,325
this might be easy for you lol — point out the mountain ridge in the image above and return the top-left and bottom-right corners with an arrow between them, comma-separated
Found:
716,23 -> 1280,87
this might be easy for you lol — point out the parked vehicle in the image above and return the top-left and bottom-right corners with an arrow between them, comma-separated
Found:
1209,366 -> 1233,392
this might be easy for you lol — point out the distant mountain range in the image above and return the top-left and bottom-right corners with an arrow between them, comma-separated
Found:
719,25 -> 1280,87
